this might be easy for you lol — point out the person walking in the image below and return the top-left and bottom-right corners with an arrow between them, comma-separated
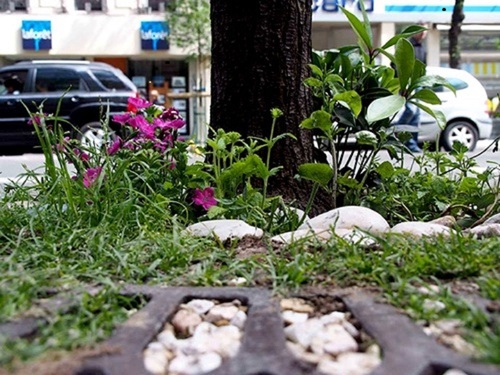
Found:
396,23 -> 427,153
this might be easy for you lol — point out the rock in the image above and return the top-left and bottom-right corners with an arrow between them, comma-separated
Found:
228,277 -> 246,286
466,223 -> 500,239
423,299 -> 446,312
321,324 -> 358,355
282,310 -> 309,325
440,334 -> 477,356
443,369 -> 469,375
271,228 -> 331,244
185,219 -> 264,241
429,215 -> 457,228
197,352 -> 223,373
205,303 -> 239,322
391,221 -> 452,237
143,343 -> 169,374
171,308 -> 202,336
230,310 -> 247,329
335,228 -> 377,247
484,213 -> 500,225
319,311 -> 346,326
318,352 -> 381,375
185,299 -> 215,315
280,298 -> 315,314
284,318 -> 324,347
299,206 -> 390,235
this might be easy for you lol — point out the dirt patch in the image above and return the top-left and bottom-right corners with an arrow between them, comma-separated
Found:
0,345 -> 119,375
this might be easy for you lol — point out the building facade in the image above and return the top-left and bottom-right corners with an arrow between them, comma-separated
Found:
1,0 -> 499,138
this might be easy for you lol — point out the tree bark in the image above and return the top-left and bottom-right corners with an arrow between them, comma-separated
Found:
210,0 -> 333,213
449,0 -> 465,69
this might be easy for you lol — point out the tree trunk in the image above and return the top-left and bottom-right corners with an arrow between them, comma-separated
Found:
210,0 -> 333,213
449,0 -> 465,69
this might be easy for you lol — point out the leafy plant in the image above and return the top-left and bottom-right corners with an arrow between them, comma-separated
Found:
299,2 -> 453,207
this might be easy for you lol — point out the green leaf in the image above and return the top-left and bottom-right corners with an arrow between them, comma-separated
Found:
300,110 -> 332,133
366,94 -> 405,124
376,161 -> 395,179
304,77 -> 323,88
413,101 -> 447,129
355,130 -> 378,146
340,6 -> 372,52
411,89 -> 442,105
395,38 -> 415,92
380,25 -> 427,50
207,205 -> 226,219
337,174 -> 361,189
298,163 -> 334,187
334,90 -> 362,118
309,64 -> 323,78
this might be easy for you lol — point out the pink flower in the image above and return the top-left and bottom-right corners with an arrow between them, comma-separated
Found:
166,118 -> 186,130
192,187 -> 217,211
107,138 -> 122,155
127,97 -> 152,111
112,113 -> 131,125
83,167 -> 103,188
161,107 -> 181,121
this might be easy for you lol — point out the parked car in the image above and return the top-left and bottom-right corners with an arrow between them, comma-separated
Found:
417,66 -> 492,151
0,60 -> 138,151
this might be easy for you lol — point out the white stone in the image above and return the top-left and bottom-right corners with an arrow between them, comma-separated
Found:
168,354 -> 201,375
282,310 -> 309,325
198,352 -> 223,373
228,277 -> 247,286
280,298 -> 314,313
284,318 -> 324,347
319,311 -> 346,325
186,299 -> 215,315
205,304 -> 239,322
171,308 -> 203,336
429,215 -> 456,227
417,284 -> 440,295
467,223 -> 500,238
143,351 -> 168,374
440,334 -> 477,356
443,369 -> 469,375
423,299 -> 446,312
318,352 -> 381,375
434,319 -> 462,335
156,330 -> 179,351
299,206 -> 390,235
322,324 -> 359,355
335,228 -> 377,247
230,310 -> 247,329
391,222 -> 452,237
342,320 -> 360,338
484,213 -> 500,225
185,219 -> 264,241
271,228 -> 331,244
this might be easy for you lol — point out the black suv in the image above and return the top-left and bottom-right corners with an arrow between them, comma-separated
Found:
0,60 -> 138,151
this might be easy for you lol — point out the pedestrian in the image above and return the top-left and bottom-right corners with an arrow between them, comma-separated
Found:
395,22 -> 428,153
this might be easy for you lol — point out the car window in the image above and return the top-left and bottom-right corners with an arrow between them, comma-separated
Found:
90,69 -> 130,91
0,70 -> 28,95
433,77 -> 468,93
34,68 -> 88,92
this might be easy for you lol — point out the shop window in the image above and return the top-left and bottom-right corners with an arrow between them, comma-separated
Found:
0,0 -> 27,11
75,0 -> 103,11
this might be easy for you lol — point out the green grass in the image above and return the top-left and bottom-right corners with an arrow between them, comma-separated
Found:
0,193 -> 499,369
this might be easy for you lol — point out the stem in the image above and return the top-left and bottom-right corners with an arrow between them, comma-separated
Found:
300,183 -> 320,226
261,115 -> 278,207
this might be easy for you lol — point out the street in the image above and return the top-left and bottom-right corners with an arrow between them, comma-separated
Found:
1,140 -> 499,189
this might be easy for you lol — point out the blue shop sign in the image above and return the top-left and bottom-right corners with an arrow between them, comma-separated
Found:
22,20 -> 52,51
313,0 -> 374,12
140,21 -> 169,51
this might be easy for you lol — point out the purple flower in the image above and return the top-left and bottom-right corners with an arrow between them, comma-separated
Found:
127,97 -> 152,111
83,167 -> 103,188
166,118 -> 186,130
161,107 -> 181,121
192,187 -> 217,211
127,114 -> 149,129
107,138 -> 122,155
28,114 -> 46,126
73,148 -> 90,162
112,113 -> 131,125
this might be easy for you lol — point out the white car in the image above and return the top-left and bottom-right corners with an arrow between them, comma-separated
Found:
418,66 -> 492,151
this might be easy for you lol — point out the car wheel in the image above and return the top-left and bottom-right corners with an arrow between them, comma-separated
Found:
77,122 -> 115,150
441,121 -> 478,152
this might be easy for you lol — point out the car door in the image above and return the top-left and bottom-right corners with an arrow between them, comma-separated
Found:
0,68 -> 36,146
31,67 -> 91,124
